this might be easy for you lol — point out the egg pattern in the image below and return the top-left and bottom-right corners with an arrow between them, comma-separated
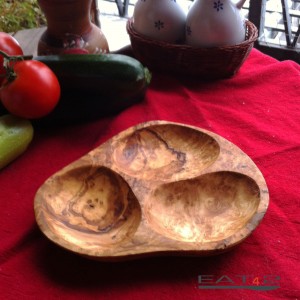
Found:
214,0 -> 224,11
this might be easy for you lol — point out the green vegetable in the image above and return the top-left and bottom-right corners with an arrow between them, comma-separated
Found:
0,114 -> 34,169
34,54 -> 152,122
35,53 -> 151,92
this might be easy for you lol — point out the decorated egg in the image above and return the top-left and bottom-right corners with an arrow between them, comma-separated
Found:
186,0 -> 247,47
133,0 -> 186,43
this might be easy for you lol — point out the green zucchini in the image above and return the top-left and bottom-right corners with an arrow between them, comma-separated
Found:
34,54 -> 151,122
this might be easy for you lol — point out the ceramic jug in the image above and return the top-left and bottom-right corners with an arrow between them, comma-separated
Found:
186,0 -> 247,47
37,0 -> 109,55
133,0 -> 186,43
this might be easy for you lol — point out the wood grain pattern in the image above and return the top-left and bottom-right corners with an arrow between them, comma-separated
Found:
34,121 -> 269,260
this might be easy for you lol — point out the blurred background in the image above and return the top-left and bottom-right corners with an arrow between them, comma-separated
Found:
0,0 -> 299,61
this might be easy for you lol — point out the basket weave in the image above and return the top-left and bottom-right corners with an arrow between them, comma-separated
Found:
127,19 -> 258,79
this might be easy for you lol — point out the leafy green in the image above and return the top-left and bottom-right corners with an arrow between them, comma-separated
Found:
0,0 -> 46,33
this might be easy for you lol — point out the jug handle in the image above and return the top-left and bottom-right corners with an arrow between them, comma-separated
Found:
236,0 -> 247,10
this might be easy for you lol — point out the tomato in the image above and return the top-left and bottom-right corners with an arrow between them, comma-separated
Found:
0,32 -> 23,86
0,60 -> 61,119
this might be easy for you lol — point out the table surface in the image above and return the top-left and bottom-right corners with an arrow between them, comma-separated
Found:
1,26 -> 300,300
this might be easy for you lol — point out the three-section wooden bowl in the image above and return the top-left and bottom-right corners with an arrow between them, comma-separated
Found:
34,121 -> 269,261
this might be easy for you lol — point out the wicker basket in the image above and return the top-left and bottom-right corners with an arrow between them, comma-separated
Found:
127,19 -> 258,79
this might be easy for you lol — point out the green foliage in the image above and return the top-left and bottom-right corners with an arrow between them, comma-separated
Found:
0,0 -> 46,33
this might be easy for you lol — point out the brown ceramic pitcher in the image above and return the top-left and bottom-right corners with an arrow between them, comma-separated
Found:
37,0 -> 109,55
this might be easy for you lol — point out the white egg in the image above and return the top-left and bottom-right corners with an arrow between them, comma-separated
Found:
186,0 -> 246,47
133,0 -> 186,44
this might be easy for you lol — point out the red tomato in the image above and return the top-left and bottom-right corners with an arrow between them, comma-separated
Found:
0,32 -> 23,85
0,60 -> 61,119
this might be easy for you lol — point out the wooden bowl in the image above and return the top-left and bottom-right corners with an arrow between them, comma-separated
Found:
34,121 -> 269,261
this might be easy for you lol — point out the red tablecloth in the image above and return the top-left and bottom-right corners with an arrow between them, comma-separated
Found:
0,48 -> 299,299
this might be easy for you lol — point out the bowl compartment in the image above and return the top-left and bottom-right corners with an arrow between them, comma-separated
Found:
35,166 -> 142,248
144,171 -> 260,243
111,124 -> 220,181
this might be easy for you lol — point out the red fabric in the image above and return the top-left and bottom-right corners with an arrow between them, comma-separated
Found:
0,48 -> 299,299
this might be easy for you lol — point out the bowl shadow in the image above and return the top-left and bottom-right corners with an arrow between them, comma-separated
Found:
34,233 -> 239,293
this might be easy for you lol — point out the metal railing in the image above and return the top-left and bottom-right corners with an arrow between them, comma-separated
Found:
247,0 -> 300,61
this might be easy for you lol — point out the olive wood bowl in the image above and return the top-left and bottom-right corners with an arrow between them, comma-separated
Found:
34,121 -> 269,261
